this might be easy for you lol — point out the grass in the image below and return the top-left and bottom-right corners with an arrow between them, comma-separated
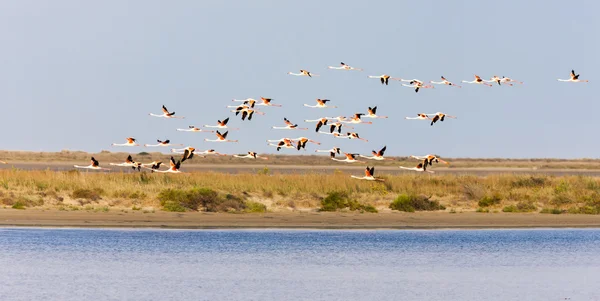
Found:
0,170 -> 600,214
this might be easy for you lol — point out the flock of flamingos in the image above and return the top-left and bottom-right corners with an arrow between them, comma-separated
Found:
71,66 -> 588,180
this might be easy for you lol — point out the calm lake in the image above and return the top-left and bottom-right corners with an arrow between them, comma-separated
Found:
0,228 -> 598,301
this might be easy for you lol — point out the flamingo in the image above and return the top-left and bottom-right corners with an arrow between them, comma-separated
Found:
425,112 -> 457,126
304,98 -> 337,109
430,76 -> 461,88
500,76 -> 523,85
346,132 -> 368,142
233,151 -> 268,160
332,152 -> 362,163
256,97 -> 281,107
462,75 -> 492,87
328,62 -> 363,71
268,138 -> 296,151
364,106 -> 388,119
405,113 -> 432,120
318,131 -> 349,139
177,126 -> 214,133
232,98 -> 256,104
484,75 -> 506,86
402,80 -> 434,93
328,121 -> 347,134
181,148 -> 195,162
109,155 -> 139,170
558,70 -> 588,83
74,157 -> 110,171
205,131 -> 238,142
304,117 -> 329,132
171,146 -> 195,154
204,118 -> 239,130
141,160 -> 162,170
151,157 -> 182,173
351,166 -> 384,181
400,160 -> 434,173
272,117 -> 308,130
288,69 -> 318,77
232,106 -> 265,121
359,146 -> 391,161
292,137 -> 320,150
343,113 -> 373,125
368,74 -> 400,85
315,147 -> 341,158
144,139 -> 183,147
149,105 -> 184,119
0,160 -> 6,164
197,149 -> 227,157
411,154 -> 450,166
111,137 -> 139,147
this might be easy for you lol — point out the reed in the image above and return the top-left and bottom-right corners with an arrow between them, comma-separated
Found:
0,170 -> 599,214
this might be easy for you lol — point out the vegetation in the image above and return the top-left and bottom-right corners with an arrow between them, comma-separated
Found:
0,170 -> 599,214
389,194 -> 445,212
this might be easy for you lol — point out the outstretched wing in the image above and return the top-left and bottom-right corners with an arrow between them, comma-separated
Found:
162,105 -> 169,114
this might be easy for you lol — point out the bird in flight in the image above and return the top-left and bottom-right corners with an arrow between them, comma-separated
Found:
558,70 -> 588,83
74,157 -> 110,171
111,137 -> 139,147
288,69 -> 318,77
351,166 -> 384,181
328,62 -> 363,71
149,105 -> 184,119
430,76 -> 461,88
462,75 -> 492,87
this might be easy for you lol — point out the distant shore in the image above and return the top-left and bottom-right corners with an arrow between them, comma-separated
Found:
2,209 -> 600,229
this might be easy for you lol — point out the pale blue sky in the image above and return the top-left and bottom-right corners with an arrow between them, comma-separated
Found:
0,0 -> 597,158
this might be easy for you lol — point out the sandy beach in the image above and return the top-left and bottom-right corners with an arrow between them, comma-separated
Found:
1,209 -> 599,229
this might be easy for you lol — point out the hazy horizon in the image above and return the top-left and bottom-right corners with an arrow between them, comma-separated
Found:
0,1 -> 598,159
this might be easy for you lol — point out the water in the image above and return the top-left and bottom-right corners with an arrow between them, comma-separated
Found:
0,228 -> 599,301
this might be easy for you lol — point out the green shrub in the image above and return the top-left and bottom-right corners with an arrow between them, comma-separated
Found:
502,205 -> 517,212
245,201 -> 267,213
567,206 -> 600,215
554,181 -> 570,194
476,207 -> 490,213
11,201 -> 25,210
319,191 -> 375,212
72,188 -> 103,201
551,194 -> 573,206
540,208 -> 563,214
361,205 -> 378,213
389,194 -> 445,212
478,194 -> 501,207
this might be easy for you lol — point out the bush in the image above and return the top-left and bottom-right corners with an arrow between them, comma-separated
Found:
478,194 -> 501,207
72,188 -> 103,201
389,194 -> 445,212
503,201 -> 537,213
463,183 -> 485,200
551,194 -> 573,206
245,201 -> 267,213
502,205 -> 517,213
540,208 -> 564,214
511,176 -> 547,188
12,201 -> 25,210
476,207 -> 490,213
319,191 -> 375,212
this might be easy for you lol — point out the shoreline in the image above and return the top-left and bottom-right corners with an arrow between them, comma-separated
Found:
2,209 -> 599,229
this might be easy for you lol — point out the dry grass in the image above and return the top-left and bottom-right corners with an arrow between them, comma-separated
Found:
2,150 -> 600,169
0,170 -> 599,214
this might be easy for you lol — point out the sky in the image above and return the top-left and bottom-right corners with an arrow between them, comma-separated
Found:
0,0 -> 598,158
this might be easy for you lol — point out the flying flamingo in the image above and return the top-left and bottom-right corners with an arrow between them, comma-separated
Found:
405,113 -> 432,120
150,157 -> 182,173
359,146 -> 392,161
197,149 -> 227,157
402,80 -> 434,93
233,152 -> 268,160
268,138 -> 296,151
177,126 -> 214,133
149,105 -> 185,119
141,160 -> 162,170
171,146 -> 196,154
205,131 -> 238,143
232,98 -> 256,104
304,117 -> 329,132
204,118 -> 239,130
315,147 -> 341,158
292,137 -> 320,150
351,166 -> 384,181
425,112 -> 457,126
144,139 -> 183,147
430,76 -> 461,88
181,148 -> 195,162
343,113 -> 373,125
328,62 -> 363,71
500,76 -> 523,85
256,97 -> 281,107
74,157 -> 110,171
111,137 -> 139,147
411,154 -> 450,166
232,106 -> 265,121
304,98 -> 338,109
328,121 -> 349,134
368,74 -> 401,85
399,160 -> 434,173
462,75 -> 492,87
109,155 -> 139,170
558,70 -> 588,83
484,75 -> 505,86
346,132 -> 368,142
332,153 -> 362,163
364,106 -> 388,119
272,117 -> 308,130
288,70 -> 318,77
